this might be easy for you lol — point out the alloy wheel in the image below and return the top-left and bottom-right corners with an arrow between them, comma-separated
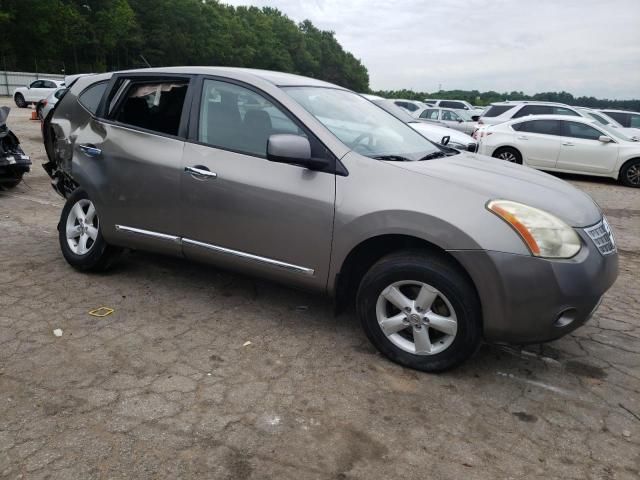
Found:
375,280 -> 458,355
498,151 -> 517,162
626,164 -> 640,186
66,199 -> 99,255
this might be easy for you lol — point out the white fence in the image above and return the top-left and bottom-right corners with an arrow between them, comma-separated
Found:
0,71 -> 66,96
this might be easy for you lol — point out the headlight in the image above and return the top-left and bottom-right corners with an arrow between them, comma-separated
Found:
487,200 -> 581,258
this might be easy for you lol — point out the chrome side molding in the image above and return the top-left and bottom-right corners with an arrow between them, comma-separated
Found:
115,224 -> 181,244
183,238 -> 315,276
114,225 -> 314,276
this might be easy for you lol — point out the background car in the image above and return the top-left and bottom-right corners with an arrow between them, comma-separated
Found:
362,96 -> 478,151
477,114 -> 640,187
36,87 -> 68,120
13,79 -> 64,108
392,99 -> 429,113
478,101 -> 584,126
422,99 -> 483,116
414,107 -> 477,135
599,109 -> 640,129
576,107 -> 640,139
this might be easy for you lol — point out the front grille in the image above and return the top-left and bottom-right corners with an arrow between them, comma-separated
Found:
467,143 -> 478,152
584,217 -> 616,255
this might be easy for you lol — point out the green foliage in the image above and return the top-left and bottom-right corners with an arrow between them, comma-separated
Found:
0,0 -> 369,91
372,88 -> 640,111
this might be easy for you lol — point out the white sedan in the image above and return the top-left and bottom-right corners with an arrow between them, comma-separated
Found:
13,79 -> 64,108
477,114 -> 640,187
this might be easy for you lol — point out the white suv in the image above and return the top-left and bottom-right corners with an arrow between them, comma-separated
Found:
478,101 -> 583,126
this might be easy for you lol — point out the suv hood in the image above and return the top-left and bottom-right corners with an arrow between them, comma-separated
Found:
387,152 -> 602,227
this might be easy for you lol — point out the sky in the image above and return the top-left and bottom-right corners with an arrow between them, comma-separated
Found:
224,0 -> 640,99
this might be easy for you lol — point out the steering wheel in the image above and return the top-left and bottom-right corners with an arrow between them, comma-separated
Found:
351,132 -> 375,152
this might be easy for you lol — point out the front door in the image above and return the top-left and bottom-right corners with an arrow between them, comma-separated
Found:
556,121 -> 619,174
180,78 -> 335,290
74,75 -> 192,255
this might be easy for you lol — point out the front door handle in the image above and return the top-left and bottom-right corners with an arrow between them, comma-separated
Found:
517,136 -> 528,140
78,144 -> 102,157
185,165 -> 217,180
562,142 -> 575,146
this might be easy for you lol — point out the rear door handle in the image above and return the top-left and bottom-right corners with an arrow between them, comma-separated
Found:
562,142 -> 575,146
516,136 -> 528,140
78,144 -> 102,157
185,165 -> 217,180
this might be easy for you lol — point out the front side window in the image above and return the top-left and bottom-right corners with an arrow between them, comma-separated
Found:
512,105 -> 554,118
43,81 -> 57,89
113,80 -> 188,136
285,86 -> 441,160
512,119 -> 561,135
442,110 -> 461,121
78,82 -> 108,115
198,79 -> 303,157
562,121 -> 603,140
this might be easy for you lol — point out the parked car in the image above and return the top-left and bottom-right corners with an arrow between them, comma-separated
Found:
0,107 -> 31,189
575,107 -> 640,139
423,99 -> 483,116
392,99 -> 429,113
478,101 -> 586,126
414,107 -> 477,135
599,109 -> 640,129
43,68 -> 618,371
36,87 -> 68,120
362,96 -> 478,151
477,114 -> 640,187
13,79 -> 64,108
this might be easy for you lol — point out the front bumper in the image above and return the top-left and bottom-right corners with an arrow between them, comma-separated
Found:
450,229 -> 618,344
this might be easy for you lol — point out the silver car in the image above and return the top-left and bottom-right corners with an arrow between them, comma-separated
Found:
42,67 -> 618,372
415,107 -> 477,135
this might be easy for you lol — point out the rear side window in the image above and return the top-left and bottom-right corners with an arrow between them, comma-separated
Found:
512,119 -> 561,135
43,81 -> 57,89
113,81 -> 188,136
420,109 -> 439,120
482,105 -> 514,117
553,106 -> 579,116
440,100 -> 466,109
562,121 -> 603,140
78,82 -> 108,115
512,105 -> 554,118
602,112 -> 629,127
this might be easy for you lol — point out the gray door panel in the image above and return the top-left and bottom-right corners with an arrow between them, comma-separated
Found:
180,143 -> 335,291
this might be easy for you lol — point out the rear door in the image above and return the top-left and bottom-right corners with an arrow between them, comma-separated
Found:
511,119 -> 562,168
74,74 -> 193,255
179,77 -> 336,291
556,121 -> 619,174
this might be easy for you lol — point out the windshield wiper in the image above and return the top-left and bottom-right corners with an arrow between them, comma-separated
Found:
373,154 -> 413,162
419,151 -> 448,160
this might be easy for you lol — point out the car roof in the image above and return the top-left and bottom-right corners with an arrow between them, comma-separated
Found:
600,109 -> 640,114
490,100 -> 570,107
110,66 -> 346,89
500,114 -> 598,125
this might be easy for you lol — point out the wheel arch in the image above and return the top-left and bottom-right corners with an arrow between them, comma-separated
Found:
618,157 -> 640,181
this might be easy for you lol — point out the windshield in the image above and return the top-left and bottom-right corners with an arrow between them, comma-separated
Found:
284,87 -> 441,160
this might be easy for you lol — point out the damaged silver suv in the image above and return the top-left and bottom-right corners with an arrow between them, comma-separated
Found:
42,67 -> 618,371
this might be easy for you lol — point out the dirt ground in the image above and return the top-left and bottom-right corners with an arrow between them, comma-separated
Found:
0,96 -> 639,479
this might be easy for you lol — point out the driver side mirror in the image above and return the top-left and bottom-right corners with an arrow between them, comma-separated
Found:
471,115 -> 480,122
267,134 -> 329,170
598,135 -> 613,143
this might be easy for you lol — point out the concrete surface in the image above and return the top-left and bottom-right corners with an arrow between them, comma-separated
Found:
0,97 -> 639,479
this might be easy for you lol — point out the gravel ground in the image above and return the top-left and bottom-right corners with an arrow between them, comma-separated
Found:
0,97 -> 639,479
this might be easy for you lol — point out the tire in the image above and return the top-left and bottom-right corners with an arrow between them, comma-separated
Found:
492,146 -> 522,164
619,158 -> 640,188
14,93 -> 27,108
0,173 -> 24,189
356,250 -> 482,372
58,189 -> 121,272
36,103 -> 44,120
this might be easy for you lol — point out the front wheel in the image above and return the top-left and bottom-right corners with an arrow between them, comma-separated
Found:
492,146 -> 522,164
0,173 -> 24,189
14,93 -> 27,108
356,251 -> 482,372
620,159 -> 640,187
58,189 -> 121,271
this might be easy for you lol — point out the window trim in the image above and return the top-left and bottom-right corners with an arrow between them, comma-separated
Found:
77,80 -> 109,116
96,73 -> 196,141
186,74 -> 345,176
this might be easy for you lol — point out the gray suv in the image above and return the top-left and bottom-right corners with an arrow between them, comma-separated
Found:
42,67 -> 618,371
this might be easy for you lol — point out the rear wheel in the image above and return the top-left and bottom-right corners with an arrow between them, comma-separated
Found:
0,173 -> 24,189
492,146 -> 522,164
14,93 -> 27,108
58,189 -> 121,271
356,250 -> 482,372
620,159 -> 640,188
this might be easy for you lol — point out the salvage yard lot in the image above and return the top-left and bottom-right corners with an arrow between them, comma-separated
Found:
0,96 -> 639,479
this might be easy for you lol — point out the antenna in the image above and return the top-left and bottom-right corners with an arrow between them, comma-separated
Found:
140,55 -> 152,68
